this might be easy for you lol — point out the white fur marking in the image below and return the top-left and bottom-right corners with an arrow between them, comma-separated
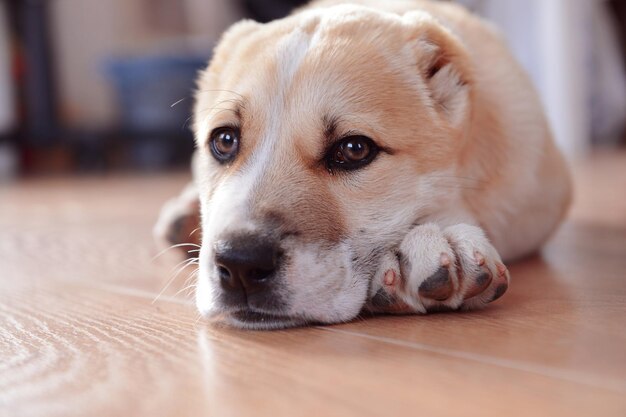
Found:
242,28 -> 314,194
197,29 -> 319,316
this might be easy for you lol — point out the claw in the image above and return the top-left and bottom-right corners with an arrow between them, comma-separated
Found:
440,253 -> 451,268
383,269 -> 396,286
474,251 -> 485,266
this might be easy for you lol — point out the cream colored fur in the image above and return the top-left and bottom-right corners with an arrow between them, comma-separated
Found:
155,0 -> 571,329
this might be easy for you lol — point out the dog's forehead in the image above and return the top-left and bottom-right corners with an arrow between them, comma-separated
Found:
233,14 -> 422,145
270,9 -> 411,106
195,5 -> 444,179
198,6 -> 429,134
235,12 -> 401,93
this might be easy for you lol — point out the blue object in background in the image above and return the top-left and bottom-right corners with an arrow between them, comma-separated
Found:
106,54 -> 210,169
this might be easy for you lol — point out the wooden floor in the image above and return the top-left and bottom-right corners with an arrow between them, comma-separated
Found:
1,152 -> 625,417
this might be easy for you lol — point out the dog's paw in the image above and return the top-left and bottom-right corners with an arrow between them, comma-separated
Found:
384,223 -> 510,313
153,183 -> 201,254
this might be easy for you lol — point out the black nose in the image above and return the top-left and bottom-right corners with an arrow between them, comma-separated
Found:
214,234 -> 281,297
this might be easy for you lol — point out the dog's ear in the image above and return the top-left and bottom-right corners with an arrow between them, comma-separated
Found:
203,19 -> 262,81
403,12 -> 472,128
193,20 -> 263,132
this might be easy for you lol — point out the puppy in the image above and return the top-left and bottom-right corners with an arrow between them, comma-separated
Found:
154,0 -> 571,329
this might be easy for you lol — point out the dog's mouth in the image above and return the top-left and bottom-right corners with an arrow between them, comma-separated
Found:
225,309 -> 308,330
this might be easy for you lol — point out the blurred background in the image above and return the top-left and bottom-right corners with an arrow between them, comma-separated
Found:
0,0 -> 625,178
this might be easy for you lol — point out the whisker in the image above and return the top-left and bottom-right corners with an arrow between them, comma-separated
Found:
209,108 -> 241,119
213,97 -> 246,109
152,257 -> 199,304
196,106 -> 240,116
196,89 -> 244,99
152,242 -> 201,261
181,268 -> 199,289
170,97 -> 187,108
173,283 -> 198,299
170,256 -> 199,274
182,115 -> 193,130
186,107 -> 240,130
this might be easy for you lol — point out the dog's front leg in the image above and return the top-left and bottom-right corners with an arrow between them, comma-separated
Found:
153,182 -> 201,256
372,223 -> 510,313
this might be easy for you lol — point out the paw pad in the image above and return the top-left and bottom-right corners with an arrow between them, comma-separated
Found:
490,282 -> 508,302
418,266 -> 453,301
464,271 -> 493,299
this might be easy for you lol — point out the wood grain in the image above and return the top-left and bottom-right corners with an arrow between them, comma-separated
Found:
1,154 -> 625,417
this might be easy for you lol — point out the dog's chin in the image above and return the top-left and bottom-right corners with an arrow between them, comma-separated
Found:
224,310 -> 309,330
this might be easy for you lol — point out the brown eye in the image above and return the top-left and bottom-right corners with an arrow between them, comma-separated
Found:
209,127 -> 240,163
326,135 -> 379,171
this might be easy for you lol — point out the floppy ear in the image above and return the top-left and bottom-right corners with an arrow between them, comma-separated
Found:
403,12 -> 473,128
193,19 -> 262,134
203,19 -> 262,79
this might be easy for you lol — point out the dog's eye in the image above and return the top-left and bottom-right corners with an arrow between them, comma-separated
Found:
326,135 -> 379,171
209,127 -> 240,163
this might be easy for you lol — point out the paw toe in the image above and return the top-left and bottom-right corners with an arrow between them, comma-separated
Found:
488,266 -> 510,302
163,213 -> 200,257
419,266 -> 453,301
489,282 -> 508,302
166,216 -> 187,246
464,271 -> 493,299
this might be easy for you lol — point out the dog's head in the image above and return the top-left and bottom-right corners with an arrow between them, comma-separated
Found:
193,4 -> 473,328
